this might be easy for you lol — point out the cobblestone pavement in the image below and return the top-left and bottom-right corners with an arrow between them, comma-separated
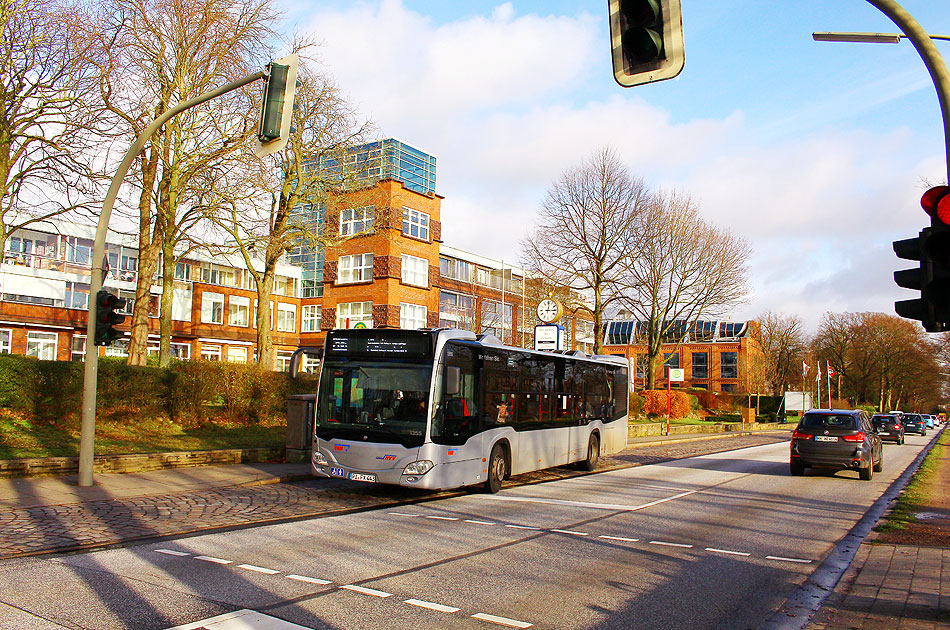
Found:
0,433 -> 789,560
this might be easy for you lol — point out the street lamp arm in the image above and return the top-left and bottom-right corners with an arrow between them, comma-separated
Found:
813,31 -> 950,44
864,0 -> 950,183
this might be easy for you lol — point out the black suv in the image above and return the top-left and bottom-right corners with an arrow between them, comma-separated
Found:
871,414 -> 904,444
790,409 -> 883,480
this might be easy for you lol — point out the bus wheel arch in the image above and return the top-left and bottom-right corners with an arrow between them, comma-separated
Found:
484,440 -> 510,493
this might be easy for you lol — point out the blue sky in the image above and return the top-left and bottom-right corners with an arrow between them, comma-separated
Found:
278,0 -> 949,332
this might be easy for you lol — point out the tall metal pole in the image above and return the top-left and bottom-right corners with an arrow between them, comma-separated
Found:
866,0 -> 950,183
78,70 -> 265,486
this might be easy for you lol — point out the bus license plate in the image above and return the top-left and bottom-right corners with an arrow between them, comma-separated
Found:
815,436 -> 838,442
330,467 -> 346,477
349,473 -> 377,482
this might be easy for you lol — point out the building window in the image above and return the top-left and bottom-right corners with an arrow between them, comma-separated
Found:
439,257 -> 472,282
71,335 -> 85,361
338,253 -> 373,284
64,282 -> 89,310
401,303 -> 427,329
480,300 -> 512,337
26,331 -> 57,360
401,254 -> 428,287
105,338 -> 129,358
201,344 -> 221,361
439,291 -> 475,328
664,352 -> 680,369
276,303 -> 296,332
276,350 -> 293,372
302,304 -> 322,332
337,301 -> 373,329
227,346 -> 247,363
691,352 -> 709,379
170,343 -> 190,359
175,262 -> 191,280
201,292 -> 224,324
0,329 -> 11,354
402,207 -> 429,240
340,206 -> 374,236
721,351 -> 738,379
228,295 -> 250,327
66,237 -> 93,265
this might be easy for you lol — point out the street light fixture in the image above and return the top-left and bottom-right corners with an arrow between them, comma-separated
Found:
812,31 -> 950,44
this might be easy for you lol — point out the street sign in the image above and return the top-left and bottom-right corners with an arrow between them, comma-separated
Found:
668,368 -> 685,381
534,324 -> 564,351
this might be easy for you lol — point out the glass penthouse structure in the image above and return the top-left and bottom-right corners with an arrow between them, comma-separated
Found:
289,138 -> 437,298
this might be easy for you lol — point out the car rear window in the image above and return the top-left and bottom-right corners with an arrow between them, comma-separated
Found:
904,414 -> 922,422
801,414 -> 858,430
872,417 -> 895,426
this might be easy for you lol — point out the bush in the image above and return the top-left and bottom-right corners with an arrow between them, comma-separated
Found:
0,354 -> 304,428
629,393 -> 644,419
641,389 -> 690,419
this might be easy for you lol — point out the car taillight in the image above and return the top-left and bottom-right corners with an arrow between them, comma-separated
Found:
792,429 -> 812,440
842,432 -> 865,442
895,423 -> 901,429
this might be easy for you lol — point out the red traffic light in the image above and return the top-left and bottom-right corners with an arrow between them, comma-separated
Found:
921,186 -> 950,226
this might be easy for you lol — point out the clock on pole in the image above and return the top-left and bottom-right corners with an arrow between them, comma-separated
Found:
536,298 -> 563,323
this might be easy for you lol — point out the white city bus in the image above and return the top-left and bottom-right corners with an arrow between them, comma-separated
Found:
306,328 -> 628,493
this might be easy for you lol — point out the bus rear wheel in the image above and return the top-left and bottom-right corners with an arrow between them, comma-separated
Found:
485,444 -> 507,493
579,434 -> 600,471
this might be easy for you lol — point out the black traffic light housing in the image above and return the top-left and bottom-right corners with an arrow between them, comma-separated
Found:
94,290 -> 127,346
609,0 -> 685,87
254,53 -> 299,158
893,186 -> 950,332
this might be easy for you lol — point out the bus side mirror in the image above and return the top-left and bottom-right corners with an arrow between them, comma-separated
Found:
445,366 -> 460,396
290,347 -> 323,378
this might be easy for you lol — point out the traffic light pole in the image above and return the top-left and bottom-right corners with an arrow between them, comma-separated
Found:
78,70 -> 266,487
866,0 -> 950,183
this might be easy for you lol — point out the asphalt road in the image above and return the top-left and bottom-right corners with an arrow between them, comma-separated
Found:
0,434 -> 931,630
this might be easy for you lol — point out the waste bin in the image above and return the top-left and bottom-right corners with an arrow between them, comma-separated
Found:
286,394 -> 316,464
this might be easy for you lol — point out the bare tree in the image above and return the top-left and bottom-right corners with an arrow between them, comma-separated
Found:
92,0 -> 278,365
205,62 -> 374,368
521,147 -> 649,355
0,0 -> 101,250
757,311 -> 807,395
622,191 -> 752,389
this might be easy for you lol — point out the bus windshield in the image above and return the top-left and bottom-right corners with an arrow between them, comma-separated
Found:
316,360 -> 432,448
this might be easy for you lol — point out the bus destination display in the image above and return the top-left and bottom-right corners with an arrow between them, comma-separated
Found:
326,331 -> 431,358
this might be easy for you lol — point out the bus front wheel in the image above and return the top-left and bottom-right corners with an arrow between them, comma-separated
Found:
579,434 -> 600,471
485,444 -> 507,493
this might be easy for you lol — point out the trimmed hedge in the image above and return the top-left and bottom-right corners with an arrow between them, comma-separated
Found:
0,354 -> 318,427
641,389 -> 691,419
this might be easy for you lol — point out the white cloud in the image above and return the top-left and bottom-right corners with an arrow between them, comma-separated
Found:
295,1 -> 947,334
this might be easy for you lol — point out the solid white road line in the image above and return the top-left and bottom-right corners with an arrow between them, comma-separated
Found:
705,548 -> 751,557
287,574 -> 332,585
649,541 -> 693,548
766,556 -> 812,563
194,555 -> 232,564
471,612 -> 533,628
484,489 -> 700,512
505,524 -> 542,530
238,564 -> 280,575
404,598 -> 461,613
155,549 -> 190,557
341,584 -> 393,598
599,535 -> 639,542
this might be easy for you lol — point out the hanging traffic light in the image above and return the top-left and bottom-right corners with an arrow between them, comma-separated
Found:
255,53 -> 299,157
608,0 -> 685,88
894,186 -> 950,332
94,290 -> 127,346
920,186 -> 950,329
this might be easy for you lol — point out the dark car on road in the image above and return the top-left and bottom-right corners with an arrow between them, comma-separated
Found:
902,414 -> 927,436
871,414 -> 904,444
790,409 -> 883,480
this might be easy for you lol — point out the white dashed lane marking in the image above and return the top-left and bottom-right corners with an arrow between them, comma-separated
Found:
238,564 -> 280,575
464,519 -> 496,525
766,556 -> 812,564
706,547 -> 751,557
194,555 -> 231,564
404,598 -> 461,613
649,541 -> 693,548
155,549 -> 190,557
287,574 -> 332,585
341,584 -> 393,598
551,529 -> 589,536
599,535 -> 639,542
471,612 -> 533,628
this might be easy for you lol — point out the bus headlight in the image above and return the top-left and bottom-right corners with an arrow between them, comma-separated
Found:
402,460 -> 434,476
312,451 -> 328,467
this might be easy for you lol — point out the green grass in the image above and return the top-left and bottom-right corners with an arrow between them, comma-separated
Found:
0,410 -> 285,459
875,429 -> 948,533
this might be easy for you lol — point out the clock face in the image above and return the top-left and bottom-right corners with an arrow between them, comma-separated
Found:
536,298 -> 561,323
